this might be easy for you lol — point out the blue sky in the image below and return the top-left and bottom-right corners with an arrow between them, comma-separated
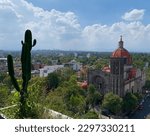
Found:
0,0 -> 150,52
26,0 -> 150,26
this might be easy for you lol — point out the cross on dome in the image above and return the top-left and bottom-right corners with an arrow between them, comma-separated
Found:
112,36 -> 132,65
119,35 -> 123,48
120,35 -> 122,41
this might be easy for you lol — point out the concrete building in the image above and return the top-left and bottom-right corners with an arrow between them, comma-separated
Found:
64,60 -> 82,71
88,36 -> 146,97
39,65 -> 64,77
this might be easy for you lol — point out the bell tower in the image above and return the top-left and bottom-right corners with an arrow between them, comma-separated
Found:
110,36 -> 126,96
110,57 -> 124,96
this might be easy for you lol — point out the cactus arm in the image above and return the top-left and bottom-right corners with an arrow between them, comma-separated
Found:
7,55 -> 20,92
32,39 -> 36,47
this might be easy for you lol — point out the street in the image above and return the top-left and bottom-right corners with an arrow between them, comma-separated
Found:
129,95 -> 150,119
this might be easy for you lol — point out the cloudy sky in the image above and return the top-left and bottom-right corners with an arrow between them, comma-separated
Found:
0,0 -> 150,52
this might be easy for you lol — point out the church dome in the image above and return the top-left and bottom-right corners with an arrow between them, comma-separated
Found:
112,36 -> 132,64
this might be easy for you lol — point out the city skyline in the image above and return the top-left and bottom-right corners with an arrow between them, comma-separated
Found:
0,0 -> 150,52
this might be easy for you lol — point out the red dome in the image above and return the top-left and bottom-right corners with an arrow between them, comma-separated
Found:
112,36 -> 132,65
112,48 -> 132,64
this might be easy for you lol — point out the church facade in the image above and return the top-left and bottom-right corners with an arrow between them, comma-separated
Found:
88,37 -> 146,97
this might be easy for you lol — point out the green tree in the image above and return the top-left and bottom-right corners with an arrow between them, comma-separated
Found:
0,73 -> 7,83
146,68 -> 150,81
56,67 -> 75,83
0,86 -> 9,107
143,80 -> 150,89
44,74 -> 89,118
68,95 -> 85,114
0,77 -> 46,119
46,72 -> 60,91
27,77 -> 46,118
132,54 -> 145,69
3,76 -> 12,90
134,92 -> 142,102
102,92 -> 123,114
123,93 -> 138,112
64,75 -> 86,116
94,58 -> 109,69
86,84 -> 102,109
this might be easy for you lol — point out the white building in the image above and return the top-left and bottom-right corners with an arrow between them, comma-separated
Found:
86,53 -> 91,58
64,60 -> 82,71
0,58 -> 7,65
39,65 -> 64,77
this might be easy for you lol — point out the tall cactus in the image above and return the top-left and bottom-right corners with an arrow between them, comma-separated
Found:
7,30 -> 36,118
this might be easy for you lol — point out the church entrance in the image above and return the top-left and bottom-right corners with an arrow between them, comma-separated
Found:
93,75 -> 105,94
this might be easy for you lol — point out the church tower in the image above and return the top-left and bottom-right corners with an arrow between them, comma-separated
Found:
88,36 -> 144,97
110,36 -> 132,96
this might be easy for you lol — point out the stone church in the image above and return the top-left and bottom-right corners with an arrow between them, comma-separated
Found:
88,36 -> 146,97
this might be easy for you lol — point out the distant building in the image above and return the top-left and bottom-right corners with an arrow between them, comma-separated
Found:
86,53 -> 91,58
0,58 -> 7,65
13,59 -> 22,77
145,62 -> 149,68
31,70 -> 40,77
32,62 -> 44,70
51,60 -> 58,65
0,58 -> 7,72
58,53 -> 64,57
88,36 -> 146,97
74,52 -> 78,57
64,60 -> 82,71
39,65 -> 64,77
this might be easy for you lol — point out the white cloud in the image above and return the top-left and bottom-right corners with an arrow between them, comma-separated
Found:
122,9 -> 145,21
0,1 -> 150,52
82,21 -> 150,52
0,0 -> 81,50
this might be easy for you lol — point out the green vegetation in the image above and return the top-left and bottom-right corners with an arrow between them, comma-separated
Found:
0,73 -> 7,83
143,80 -> 150,90
46,73 -> 60,91
45,75 -> 86,118
82,111 -> 99,119
1,45 -> 150,119
86,84 -> 102,110
93,58 -> 109,69
123,92 -> 138,112
0,86 -> 9,107
102,92 -> 123,114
